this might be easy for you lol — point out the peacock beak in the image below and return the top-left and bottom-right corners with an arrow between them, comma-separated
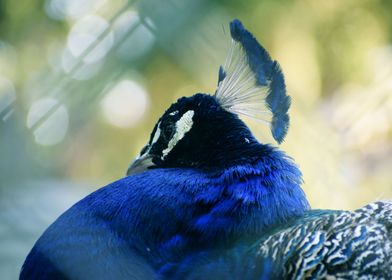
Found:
126,154 -> 156,176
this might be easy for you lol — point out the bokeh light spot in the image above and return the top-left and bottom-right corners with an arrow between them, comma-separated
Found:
100,79 -> 149,128
67,15 -> 113,64
27,98 -> 69,146
45,0 -> 106,21
113,11 -> 155,61
61,47 -> 103,80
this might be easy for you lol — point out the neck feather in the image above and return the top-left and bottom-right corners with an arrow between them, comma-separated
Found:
189,148 -> 310,242
155,147 -> 309,275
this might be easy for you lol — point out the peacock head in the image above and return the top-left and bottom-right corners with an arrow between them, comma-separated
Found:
127,19 -> 291,175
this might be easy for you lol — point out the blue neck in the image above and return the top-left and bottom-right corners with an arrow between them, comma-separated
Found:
144,147 -> 310,272
186,148 -> 309,242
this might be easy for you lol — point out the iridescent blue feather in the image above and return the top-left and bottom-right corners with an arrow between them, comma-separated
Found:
215,19 -> 290,143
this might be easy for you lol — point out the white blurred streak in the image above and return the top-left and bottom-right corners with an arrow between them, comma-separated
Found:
113,11 -> 155,60
67,15 -> 114,64
372,46 -> 392,83
45,0 -> 106,21
0,77 -> 16,115
309,45 -> 392,207
0,42 -> 17,120
27,98 -> 69,146
346,102 -> 391,148
100,79 -> 149,128
44,0 -> 67,20
328,45 -> 392,149
65,0 -> 106,21
61,47 -> 103,80
113,10 -> 139,39
61,14 -> 113,80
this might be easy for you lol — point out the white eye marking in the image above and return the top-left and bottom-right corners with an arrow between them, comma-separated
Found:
169,110 -> 178,116
151,122 -> 161,146
139,122 -> 161,158
162,110 -> 194,159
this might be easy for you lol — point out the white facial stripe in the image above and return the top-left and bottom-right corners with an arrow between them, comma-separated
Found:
162,110 -> 194,159
139,122 -> 161,158
151,122 -> 161,146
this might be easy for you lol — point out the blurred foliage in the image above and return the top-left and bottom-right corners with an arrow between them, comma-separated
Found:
1,0 -> 392,277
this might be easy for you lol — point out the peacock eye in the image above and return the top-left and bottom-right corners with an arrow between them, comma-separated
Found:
162,124 -> 175,141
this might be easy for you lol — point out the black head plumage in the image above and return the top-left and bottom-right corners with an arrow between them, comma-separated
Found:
128,19 -> 290,174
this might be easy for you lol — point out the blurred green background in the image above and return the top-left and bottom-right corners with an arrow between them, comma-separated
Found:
1,0 -> 392,278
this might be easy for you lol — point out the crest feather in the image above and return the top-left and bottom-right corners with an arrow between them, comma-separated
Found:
214,19 -> 290,144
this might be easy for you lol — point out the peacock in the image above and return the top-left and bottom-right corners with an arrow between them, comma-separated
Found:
20,19 -> 392,280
